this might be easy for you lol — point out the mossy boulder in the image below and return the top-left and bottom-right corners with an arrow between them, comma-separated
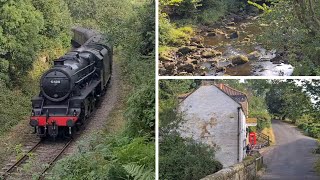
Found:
230,55 -> 249,65
178,46 -> 197,55
159,52 -> 174,62
201,50 -> 222,58
247,51 -> 260,61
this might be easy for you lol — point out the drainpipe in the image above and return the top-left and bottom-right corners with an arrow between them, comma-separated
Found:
237,107 -> 241,162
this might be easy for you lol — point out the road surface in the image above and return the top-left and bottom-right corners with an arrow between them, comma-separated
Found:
261,120 -> 320,180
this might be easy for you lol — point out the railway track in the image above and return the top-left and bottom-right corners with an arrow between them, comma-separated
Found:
0,138 -> 72,180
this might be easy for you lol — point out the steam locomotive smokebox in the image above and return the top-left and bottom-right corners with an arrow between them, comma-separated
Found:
41,69 -> 72,102
40,53 -> 91,102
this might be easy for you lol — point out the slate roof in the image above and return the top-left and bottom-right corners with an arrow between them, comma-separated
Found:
215,83 -> 249,116
177,83 -> 249,116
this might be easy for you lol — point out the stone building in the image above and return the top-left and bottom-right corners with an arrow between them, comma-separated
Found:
178,83 -> 249,167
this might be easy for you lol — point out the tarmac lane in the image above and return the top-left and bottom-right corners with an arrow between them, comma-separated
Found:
260,120 -> 320,180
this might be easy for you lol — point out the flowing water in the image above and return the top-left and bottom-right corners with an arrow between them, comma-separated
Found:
201,16 -> 294,76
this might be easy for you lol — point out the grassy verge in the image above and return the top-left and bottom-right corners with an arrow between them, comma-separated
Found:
261,127 -> 276,145
315,159 -> 320,175
0,120 -> 32,167
0,84 -> 30,136
102,66 -> 128,135
314,140 -> 320,175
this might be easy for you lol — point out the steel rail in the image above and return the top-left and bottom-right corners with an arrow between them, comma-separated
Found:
1,138 -> 72,180
2,140 -> 42,179
38,139 -> 73,180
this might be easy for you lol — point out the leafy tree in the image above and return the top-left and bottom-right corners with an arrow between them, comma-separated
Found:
0,0 -> 44,81
0,0 -> 73,135
32,0 -> 72,48
246,79 -> 271,97
159,79 -> 195,129
265,80 -> 312,123
66,0 -> 135,46
258,0 -> 320,75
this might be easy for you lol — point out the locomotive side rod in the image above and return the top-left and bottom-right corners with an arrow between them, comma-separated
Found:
38,138 -> 73,180
2,140 -> 42,179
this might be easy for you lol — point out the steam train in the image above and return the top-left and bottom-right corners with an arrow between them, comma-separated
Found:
29,27 -> 113,138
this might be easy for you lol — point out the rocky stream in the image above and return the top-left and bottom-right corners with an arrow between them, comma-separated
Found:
159,12 -> 294,76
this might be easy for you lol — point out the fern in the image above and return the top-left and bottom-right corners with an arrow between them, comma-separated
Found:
123,164 -> 154,180
248,1 -> 272,13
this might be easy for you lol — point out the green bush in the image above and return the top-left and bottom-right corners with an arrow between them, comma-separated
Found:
159,0 -> 241,47
159,133 -> 223,180
160,0 -> 201,18
52,135 -> 155,180
298,122 -> 320,139
0,82 -> 30,135
197,9 -> 224,25
159,13 -> 194,46
250,112 -> 271,131
197,0 -> 241,25
125,81 -> 155,138
298,123 -> 308,130
309,126 -> 320,139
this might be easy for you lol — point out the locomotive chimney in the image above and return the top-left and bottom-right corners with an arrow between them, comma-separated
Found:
54,59 -> 65,66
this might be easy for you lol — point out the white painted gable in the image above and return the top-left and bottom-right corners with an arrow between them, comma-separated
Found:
178,85 -> 247,167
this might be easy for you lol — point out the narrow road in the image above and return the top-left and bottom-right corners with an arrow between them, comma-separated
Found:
261,120 -> 319,180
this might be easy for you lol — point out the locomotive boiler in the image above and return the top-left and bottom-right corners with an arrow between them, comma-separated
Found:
30,27 -> 113,138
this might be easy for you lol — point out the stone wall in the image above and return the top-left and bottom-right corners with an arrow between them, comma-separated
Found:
201,153 -> 263,180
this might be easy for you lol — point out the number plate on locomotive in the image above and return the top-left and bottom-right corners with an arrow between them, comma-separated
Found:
50,80 -> 61,84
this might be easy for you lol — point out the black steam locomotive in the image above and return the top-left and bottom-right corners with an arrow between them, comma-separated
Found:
30,27 -> 113,138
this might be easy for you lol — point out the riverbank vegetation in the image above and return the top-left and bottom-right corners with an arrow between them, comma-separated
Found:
257,0 -> 320,75
0,0 -> 155,179
159,0 -> 244,48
